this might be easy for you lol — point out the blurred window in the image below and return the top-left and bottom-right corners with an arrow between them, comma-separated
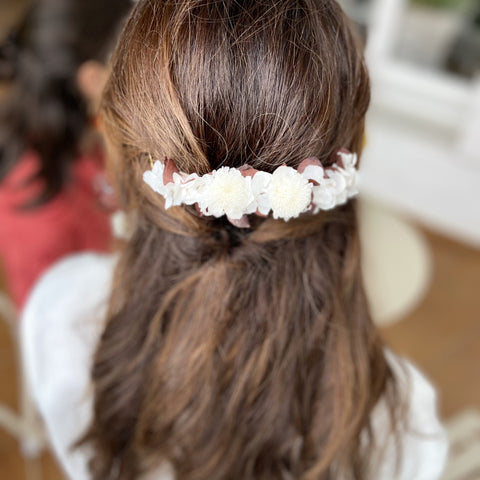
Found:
339,0 -> 480,79
338,0 -> 373,42
396,0 -> 479,79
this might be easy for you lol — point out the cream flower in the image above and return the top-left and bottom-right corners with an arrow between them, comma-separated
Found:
197,167 -> 256,220
267,166 -> 312,221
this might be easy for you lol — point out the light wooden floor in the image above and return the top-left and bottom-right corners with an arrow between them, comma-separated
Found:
0,297 -> 63,479
0,227 -> 479,479
380,230 -> 480,418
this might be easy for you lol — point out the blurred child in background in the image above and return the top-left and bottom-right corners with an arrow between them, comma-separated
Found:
0,0 -> 132,309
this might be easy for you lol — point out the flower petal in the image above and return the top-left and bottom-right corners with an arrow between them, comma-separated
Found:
302,164 -> 325,185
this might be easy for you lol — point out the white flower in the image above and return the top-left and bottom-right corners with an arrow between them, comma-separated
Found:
251,171 -> 272,215
143,161 -> 189,209
338,151 -> 357,170
163,172 -> 186,209
301,164 -> 325,184
180,173 -> 202,205
143,161 -> 165,195
311,164 -> 358,211
311,180 -> 338,211
267,166 -> 312,221
142,152 -> 359,222
326,169 -> 347,194
197,167 -> 256,220
337,151 -> 358,197
312,170 -> 347,211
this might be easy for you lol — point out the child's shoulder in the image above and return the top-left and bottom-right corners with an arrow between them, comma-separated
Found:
26,252 -> 116,311
21,252 -> 116,355
20,252 -> 116,408
20,252 -> 117,480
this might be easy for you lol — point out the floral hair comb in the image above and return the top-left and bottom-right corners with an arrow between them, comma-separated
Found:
143,149 -> 358,227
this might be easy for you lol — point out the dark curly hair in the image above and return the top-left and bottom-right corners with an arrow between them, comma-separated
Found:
0,0 -> 132,205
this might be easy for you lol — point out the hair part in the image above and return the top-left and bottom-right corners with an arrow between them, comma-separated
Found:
85,1 -> 400,479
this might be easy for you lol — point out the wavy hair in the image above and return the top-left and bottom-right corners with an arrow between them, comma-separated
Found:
85,1 -> 400,479
0,0 -> 132,205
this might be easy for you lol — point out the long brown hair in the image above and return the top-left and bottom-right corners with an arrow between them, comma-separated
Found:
85,1 -> 399,479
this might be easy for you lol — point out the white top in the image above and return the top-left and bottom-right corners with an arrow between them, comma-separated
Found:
21,253 -> 449,480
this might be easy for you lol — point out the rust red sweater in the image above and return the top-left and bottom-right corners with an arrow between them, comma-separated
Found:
0,150 -> 112,309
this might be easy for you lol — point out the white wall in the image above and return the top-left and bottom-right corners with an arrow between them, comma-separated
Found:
361,0 -> 480,246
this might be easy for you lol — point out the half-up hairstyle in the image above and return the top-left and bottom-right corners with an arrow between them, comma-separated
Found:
86,1 -> 400,479
0,0 -> 132,205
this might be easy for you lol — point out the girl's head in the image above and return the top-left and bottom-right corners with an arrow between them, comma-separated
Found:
103,0 -> 369,210
89,1 -> 397,479
0,0 -> 132,204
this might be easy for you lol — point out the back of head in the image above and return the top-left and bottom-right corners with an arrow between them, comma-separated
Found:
88,1 -> 397,479
0,0 -> 132,205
